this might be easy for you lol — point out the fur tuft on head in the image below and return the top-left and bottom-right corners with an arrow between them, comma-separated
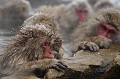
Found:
93,8 -> 120,29
69,0 -> 93,13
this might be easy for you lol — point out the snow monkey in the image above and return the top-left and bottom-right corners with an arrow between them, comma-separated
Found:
0,12 -> 68,79
94,0 -> 114,12
72,8 -> 120,52
0,0 -> 31,31
58,0 -> 93,42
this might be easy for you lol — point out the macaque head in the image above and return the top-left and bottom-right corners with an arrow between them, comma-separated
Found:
72,0 -> 91,22
94,0 -> 113,11
22,12 -> 58,60
42,37 -> 63,59
97,23 -> 118,39
76,8 -> 88,22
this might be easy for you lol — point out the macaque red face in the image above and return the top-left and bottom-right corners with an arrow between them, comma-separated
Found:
42,41 -> 53,58
76,9 -> 88,22
97,23 -> 118,39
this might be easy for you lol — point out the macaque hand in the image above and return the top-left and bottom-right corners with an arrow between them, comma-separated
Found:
50,62 -> 68,72
94,35 -> 112,49
78,41 -> 99,52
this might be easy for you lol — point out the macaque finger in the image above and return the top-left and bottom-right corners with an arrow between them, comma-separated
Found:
94,45 -> 99,51
85,42 -> 99,52
50,62 -> 68,72
89,45 -> 94,51
58,62 -> 68,68
57,62 -> 68,70
51,64 -> 64,72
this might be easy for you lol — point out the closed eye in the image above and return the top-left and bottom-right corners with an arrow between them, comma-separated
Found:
101,25 -> 107,31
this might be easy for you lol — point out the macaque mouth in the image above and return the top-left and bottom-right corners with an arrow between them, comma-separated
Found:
76,9 -> 88,22
97,23 -> 118,39
42,41 -> 53,58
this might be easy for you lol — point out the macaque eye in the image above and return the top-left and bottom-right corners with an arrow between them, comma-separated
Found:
101,24 -> 107,31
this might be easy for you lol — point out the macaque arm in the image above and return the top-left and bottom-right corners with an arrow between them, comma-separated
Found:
19,59 -> 59,71
91,35 -> 112,49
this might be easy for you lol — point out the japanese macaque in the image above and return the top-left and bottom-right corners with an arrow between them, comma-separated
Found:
0,0 -> 31,31
0,12 -> 67,79
94,0 -> 114,12
72,8 -> 120,52
38,0 -> 93,42
58,0 -> 93,42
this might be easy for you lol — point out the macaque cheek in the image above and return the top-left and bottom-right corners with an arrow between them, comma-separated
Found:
76,9 -> 88,22
44,51 -> 53,58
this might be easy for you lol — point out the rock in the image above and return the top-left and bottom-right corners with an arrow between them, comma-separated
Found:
47,45 -> 120,79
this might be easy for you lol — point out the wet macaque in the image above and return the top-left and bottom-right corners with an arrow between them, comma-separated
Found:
59,0 -> 93,43
64,0 -> 92,23
72,8 -> 120,52
0,12 -> 67,79
74,1 -> 89,22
